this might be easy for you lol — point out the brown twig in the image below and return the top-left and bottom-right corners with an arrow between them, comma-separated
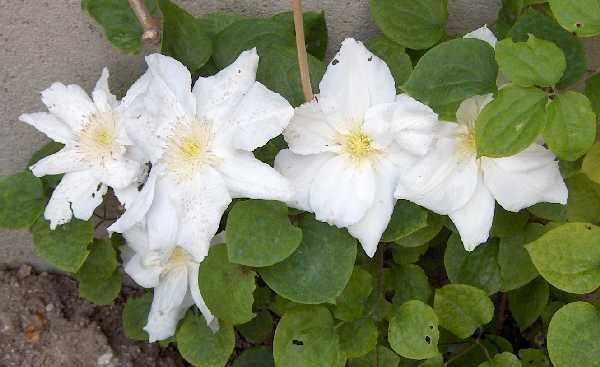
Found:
128,0 -> 160,44
292,0 -> 314,103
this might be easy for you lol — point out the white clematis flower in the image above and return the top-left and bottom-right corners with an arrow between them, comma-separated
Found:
464,24 -> 497,48
122,225 -> 223,342
395,94 -> 568,251
20,68 -> 147,229
109,50 -> 293,260
274,38 -> 440,257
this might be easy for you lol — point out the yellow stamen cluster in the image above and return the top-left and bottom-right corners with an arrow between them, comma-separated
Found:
76,112 -> 121,164
343,130 -> 374,160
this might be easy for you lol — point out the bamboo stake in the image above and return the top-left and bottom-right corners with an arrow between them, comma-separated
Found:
292,0 -> 314,102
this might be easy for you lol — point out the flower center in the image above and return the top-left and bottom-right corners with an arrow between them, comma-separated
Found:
75,111 -> 122,164
455,130 -> 477,160
163,119 -> 218,180
161,246 -> 192,275
343,130 -> 374,160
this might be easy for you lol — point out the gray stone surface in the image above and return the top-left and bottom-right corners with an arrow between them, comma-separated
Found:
0,0 -> 597,268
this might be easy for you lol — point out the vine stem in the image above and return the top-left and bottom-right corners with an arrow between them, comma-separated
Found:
128,0 -> 160,43
292,0 -> 314,102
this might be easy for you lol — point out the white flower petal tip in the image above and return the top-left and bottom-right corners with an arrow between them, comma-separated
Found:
464,25 -> 498,48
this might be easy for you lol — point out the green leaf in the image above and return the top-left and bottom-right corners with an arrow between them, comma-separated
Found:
79,270 -> 122,305
544,91 -> 597,161
527,202 -> 567,221
403,38 -> 498,120
257,44 -> 325,107
394,213 -> 443,247
392,243 -> 429,265
199,244 -> 256,324
445,234 -> 502,295
420,354 -> 445,367
491,205 -> 529,238
338,318 -> 378,358
226,200 -> 301,267
518,349 -> 550,367
548,0 -> 600,36
31,218 -> 93,273
75,239 -> 118,284
82,0 -> 157,53
478,352 -> 522,367
434,284 -> 494,339
279,327 -> 345,367
260,214 -> 357,304
159,0 -> 212,72
382,200 -> 429,242
369,0 -> 448,50
196,11 -> 244,36
122,292 -> 152,341
508,277 -> 549,329
508,10 -> 587,88
547,302 -> 600,367
0,171 -> 45,229
232,347 -> 274,367
333,267 -> 374,321
237,310 -> 273,344
475,86 -> 547,158
585,72 -> 600,115
390,264 -> 432,306
582,142 -> 600,184
495,34 -> 566,87
176,311 -> 235,367
28,142 -> 64,190
526,222 -> 600,293
254,135 -> 287,166
498,228 -> 539,291
272,11 -> 328,60
566,173 -> 600,223
496,0 -> 527,38
273,306 -> 334,366
365,36 -> 413,88
388,300 -> 440,360
213,19 -> 294,68
348,346 -> 401,367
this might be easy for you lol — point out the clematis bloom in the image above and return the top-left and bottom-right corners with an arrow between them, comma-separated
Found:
20,68 -> 146,229
395,94 -> 568,250
122,226 -> 223,342
109,50 -> 293,260
275,38 -> 440,257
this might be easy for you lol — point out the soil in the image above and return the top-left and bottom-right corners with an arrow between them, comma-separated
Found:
0,265 -> 188,367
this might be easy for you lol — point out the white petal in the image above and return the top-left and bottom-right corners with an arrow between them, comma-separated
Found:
145,298 -> 191,342
395,134 -> 480,214
193,48 -> 258,123
93,159 -> 141,190
29,148 -> 89,177
145,53 -> 195,116
152,267 -> 189,317
118,70 -> 151,111
362,103 -> 396,150
19,112 -> 73,144
230,82 -> 293,151
188,263 -> 217,328
44,171 -> 105,229
391,94 -> 440,156
482,144 -> 568,212
448,175 -> 495,251
283,100 -> 339,155
122,224 -> 151,253
92,67 -> 118,112
109,169 -> 158,234
124,252 -> 161,288
464,25 -> 498,48
218,151 -> 292,202
319,38 -> 396,120
455,94 -> 493,129
146,177 -> 179,251
309,155 -> 376,227
113,184 -> 141,209
41,82 -> 97,130
274,149 -> 335,211
347,159 -> 398,257
173,168 -> 231,260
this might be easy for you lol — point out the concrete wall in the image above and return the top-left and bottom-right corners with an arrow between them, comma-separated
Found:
0,0 -> 597,268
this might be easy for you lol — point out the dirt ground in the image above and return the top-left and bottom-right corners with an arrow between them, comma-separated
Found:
0,265 -> 189,367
